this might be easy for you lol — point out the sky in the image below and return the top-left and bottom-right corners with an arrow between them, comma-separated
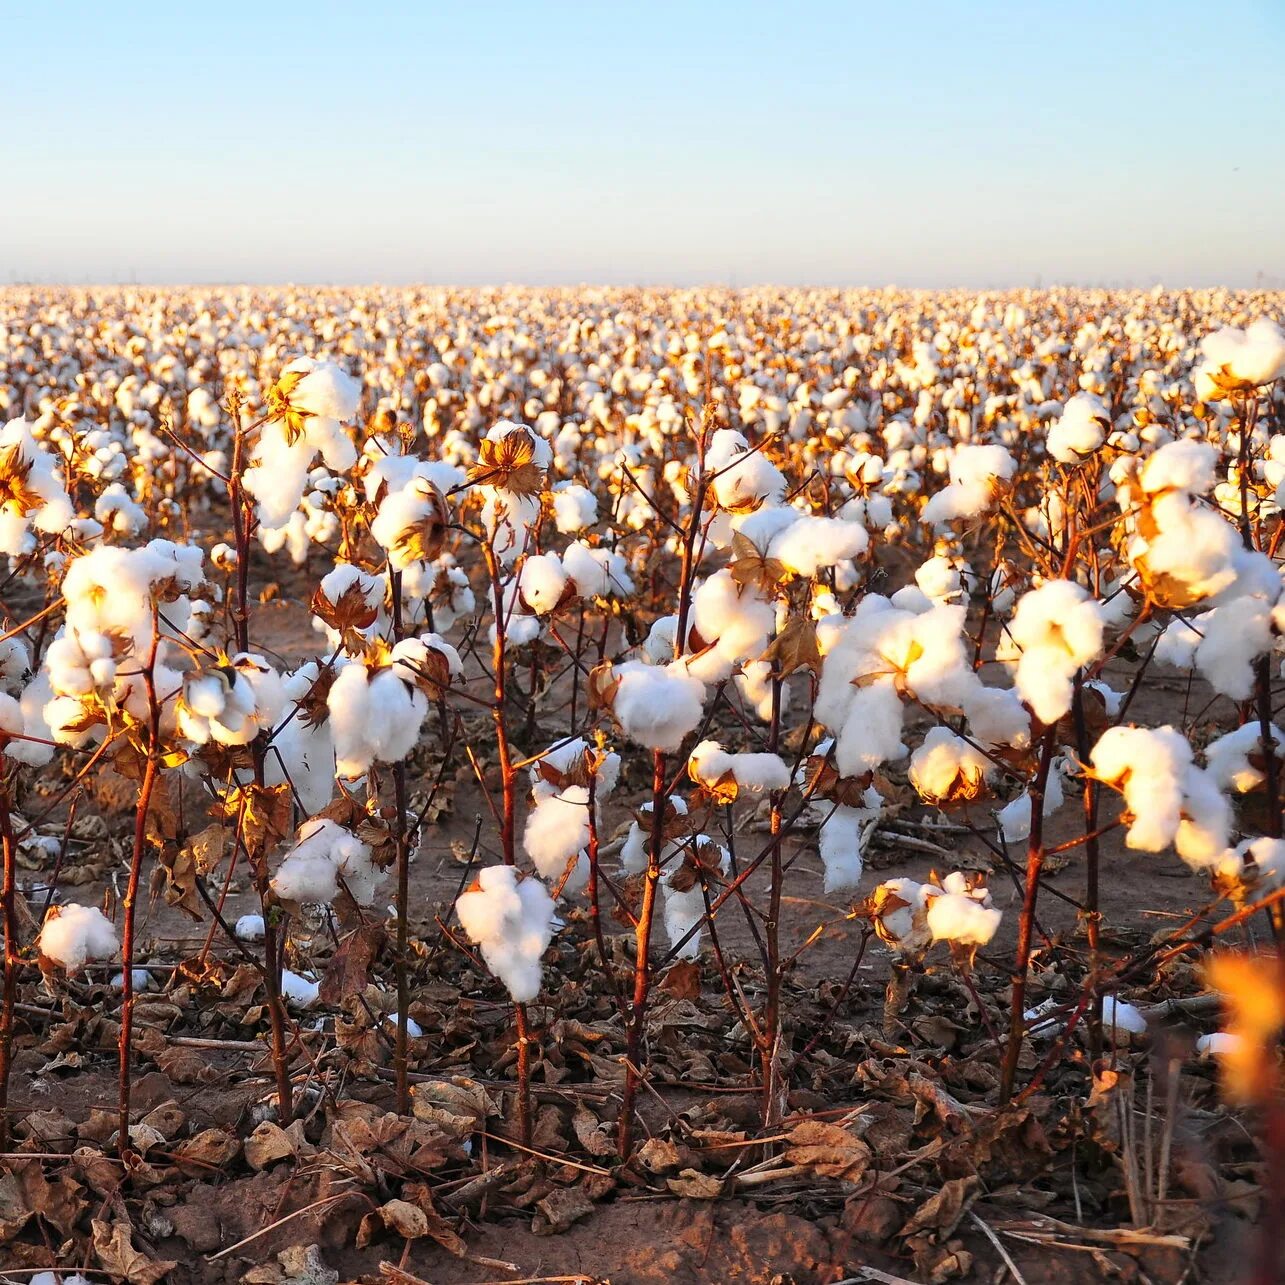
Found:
2,0 -> 1283,288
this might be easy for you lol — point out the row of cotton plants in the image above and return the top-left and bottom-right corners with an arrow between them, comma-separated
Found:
1,287 -> 1283,1162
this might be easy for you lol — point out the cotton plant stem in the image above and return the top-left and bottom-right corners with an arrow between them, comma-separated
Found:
1000,728 -> 1058,1104
0,781 -> 18,1149
117,614 -> 162,1157
1071,673 -> 1103,1059
618,746 -> 665,1159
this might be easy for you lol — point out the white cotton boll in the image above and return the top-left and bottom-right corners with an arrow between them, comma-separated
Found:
1091,725 -> 1197,853
921,443 -> 1015,527
1194,599 -> 1273,700
704,428 -> 786,511
383,1012 -> 424,1039
908,727 -> 992,804
871,877 -> 938,955
688,739 -> 789,794
244,423 -> 314,529
925,882 -> 1001,947
38,903 -> 118,972
686,569 -> 776,682
517,553 -> 569,614
1174,765 -> 1232,868
1101,996 -> 1148,1038
1047,392 -> 1109,464
281,970 -> 320,1008
94,483 -> 148,537
1224,836 -> 1285,888
0,418 -> 74,554
272,818 -> 382,906
1196,319 -> 1285,395
552,483 -> 598,533
818,789 -> 882,892
735,658 -> 785,723
611,660 -> 705,752
522,785 -> 591,890
1006,580 -> 1105,725
1140,439 -> 1218,496
456,865 -> 557,1003
769,515 -> 868,577
834,678 -> 907,776
282,355 -> 362,422
915,554 -> 963,604
620,797 -> 689,874
961,684 -> 1031,750
369,479 -> 446,572
998,757 -> 1067,842
1154,617 -> 1202,670
235,914 -> 266,942
1197,1031 -> 1245,1059
1206,721 -> 1284,793
662,883 -> 706,959
110,968 -> 153,992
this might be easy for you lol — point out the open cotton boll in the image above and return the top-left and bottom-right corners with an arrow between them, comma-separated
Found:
243,424 -> 315,529
921,443 -> 1015,527
455,865 -> 557,1003
1197,1031 -> 1245,1059
1090,725 -> 1226,858
280,355 -> 362,423
609,660 -> 705,752
1194,598 -> 1273,700
370,478 -> 447,571
522,784 -> 591,890
620,796 -> 690,874
704,428 -> 786,512
552,483 -> 598,533
1005,580 -> 1104,725
1047,392 -> 1109,464
280,970 -> 320,1008
110,967 -> 153,992
870,877 -> 938,955
1206,721 -> 1285,793
817,789 -> 882,892
235,914 -> 266,942
908,726 -> 992,805
1195,318 -> 1285,398
561,540 -> 632,599
688,739 -> 790,795
661,837 -> 729,958
0,417 -> 74,555
960,683 -> 1031,750
1101,996 -> 1148,1038
685,569 -> 776,683
834,678 -> 907,777
273,818 -> 382,906
998,761 -> 1066,842
1140,438 -> 1218,496
767,514 -> 868,577
517,553 -> 569,615
38,903 -> 118,972
327,659 -> 429,777
1221,836 -> 1285,889
925,873 -> 1001,947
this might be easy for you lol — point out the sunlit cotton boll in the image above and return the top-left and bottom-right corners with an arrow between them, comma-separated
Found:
609,660 -> 706,752
271,818 -> 382,906
38,903 -> 119,972
1003,580 -> 1105,725
455,865 -> 557,1003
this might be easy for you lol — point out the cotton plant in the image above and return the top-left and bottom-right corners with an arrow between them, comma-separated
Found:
455,865 -> 558,1003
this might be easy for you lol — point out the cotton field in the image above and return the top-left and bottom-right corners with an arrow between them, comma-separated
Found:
2,285 -> 1284,1283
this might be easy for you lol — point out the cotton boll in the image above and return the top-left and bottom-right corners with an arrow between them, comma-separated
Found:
235,914 -> 266,942
686,569 -> 775,682
925,873 -> 1001,947
1206,721 -> 1284,794
517,553 -> 569,615
552,483 -> 598,533
921,443 -> 1015,527
522,785 -> 591,891
834,678 -> 907,776
870,877 -> 938,956
704,428 -> 786,512
455,865 -> 557,1003
272,818 -> 382,906
38,903 -> 119,972
817,789 -> 882,892
110,968 -> 153,992
1101,996 -> 1148,1040
1197,1031 -> 1245,1059
768,514 -> 868,577
1195,319 -> 1285,397
908,727 -> 992,805
1047,392 -> 1109,463
370,478 -> 447,571
280,970 -> 321,1008
687,739 -> 789,795
609,660 -> 705,752
1005,580 -> 1104,725
1194,599 -> 1273,700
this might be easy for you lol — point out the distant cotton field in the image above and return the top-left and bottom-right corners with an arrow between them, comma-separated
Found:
1,286 -> 1284,1284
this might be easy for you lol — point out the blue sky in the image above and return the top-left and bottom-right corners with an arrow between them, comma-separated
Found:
2,0 -> 1283,286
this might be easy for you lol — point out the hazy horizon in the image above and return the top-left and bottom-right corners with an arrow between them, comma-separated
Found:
4,0 -> 1283,289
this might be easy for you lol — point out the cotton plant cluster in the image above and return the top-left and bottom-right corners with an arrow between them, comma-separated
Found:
5,283 -> 1285,1142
